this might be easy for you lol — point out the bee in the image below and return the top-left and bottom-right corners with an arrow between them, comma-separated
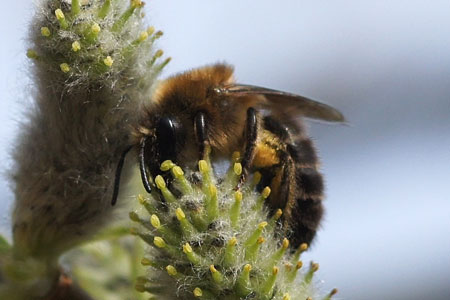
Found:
112,63 -> 344,248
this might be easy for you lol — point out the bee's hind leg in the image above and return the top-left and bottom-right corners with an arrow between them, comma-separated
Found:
237,107 -> 258,189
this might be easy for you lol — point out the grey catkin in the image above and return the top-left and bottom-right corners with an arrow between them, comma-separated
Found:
11,0 -> 167,260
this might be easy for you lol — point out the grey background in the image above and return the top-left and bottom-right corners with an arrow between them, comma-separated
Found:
1,1 -> 450,299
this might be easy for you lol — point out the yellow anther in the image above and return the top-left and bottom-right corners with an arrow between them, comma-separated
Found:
137,194 -> 145,204
252,171 -> 262,184
155,175 -> 166,189
91,23 -> 101,34
228,237 -> 237,246
193,288 -> 203,297
160,160 -> 174,171
209,185 -> 217,197
139,31 -> 148,41
176,208 -> 185,220
296,261 -> 303,269
232,151 -> 240,161
172,166 -> 184,178
235,191 -> 242,202
141,258 -> 152,266
60,63 -> 70,73
257,237 -> 265,244
150,214 -> 160,228
274,209 -> 283,220
198,160 -> 208,173
282,238 -> 290,249
72,41 -> 81,52
147,26 -> 155,35
129,211 -> 140,222
272,266 -> 279,275
262,186 -> 271,198
131,0 -> 143,7
258,221 -> 268,230
299,243 -> 308,252
166,265 -> 177,276
312,262 -> 319,272
26,49 -> 38,59
282,293 -> 291,300
183,243 -> 193,254
153,237 -> 166,248
55,9 -> 65,20
103,56 -> 114,67
284,263 -> 293,271
244,264 -> 252,272
209,265 -> 218,273
154,49 -> 164,58
41,27 -> 51,37
233,163 -> 242,175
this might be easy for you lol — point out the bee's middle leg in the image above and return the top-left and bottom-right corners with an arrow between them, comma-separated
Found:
237,107 -> 258,188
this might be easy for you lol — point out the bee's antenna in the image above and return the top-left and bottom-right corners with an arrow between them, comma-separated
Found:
111,145 -> 133,206
139,137 -> 153,194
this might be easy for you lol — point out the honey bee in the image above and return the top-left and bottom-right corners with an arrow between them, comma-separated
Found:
112,63 -> 344,248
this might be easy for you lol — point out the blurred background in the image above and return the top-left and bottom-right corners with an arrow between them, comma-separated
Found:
1,1 -> 449,299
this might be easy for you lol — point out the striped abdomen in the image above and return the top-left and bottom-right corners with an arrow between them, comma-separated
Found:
256,116 -> 325,249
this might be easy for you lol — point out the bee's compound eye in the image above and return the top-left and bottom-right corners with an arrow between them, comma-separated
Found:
156,117 -> 182,161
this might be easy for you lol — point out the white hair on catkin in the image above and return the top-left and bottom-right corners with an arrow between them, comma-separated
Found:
11,0 -> 168,260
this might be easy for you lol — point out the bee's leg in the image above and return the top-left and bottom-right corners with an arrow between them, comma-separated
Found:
237,107 -> 258,188
194,111 -> 209,160
111,145 -> 133,206
139,137 -> 153,194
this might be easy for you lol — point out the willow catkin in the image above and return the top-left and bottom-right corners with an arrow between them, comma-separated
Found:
11,0 -> 169,260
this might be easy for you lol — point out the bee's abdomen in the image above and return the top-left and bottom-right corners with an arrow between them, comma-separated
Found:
287,165 -> 324,248
260,116 -> 325,249
281,137 -> 325,249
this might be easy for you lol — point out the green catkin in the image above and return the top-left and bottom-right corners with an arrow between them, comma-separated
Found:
133,158 -> 334,299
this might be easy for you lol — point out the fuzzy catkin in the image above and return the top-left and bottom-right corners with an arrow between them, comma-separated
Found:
11,0 -> 167,260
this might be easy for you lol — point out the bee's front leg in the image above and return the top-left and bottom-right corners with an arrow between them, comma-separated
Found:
237,107 -> 258,188
194,111 -> 210,160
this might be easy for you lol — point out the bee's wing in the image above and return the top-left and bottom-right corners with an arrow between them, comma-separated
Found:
217,84 -> 345,122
